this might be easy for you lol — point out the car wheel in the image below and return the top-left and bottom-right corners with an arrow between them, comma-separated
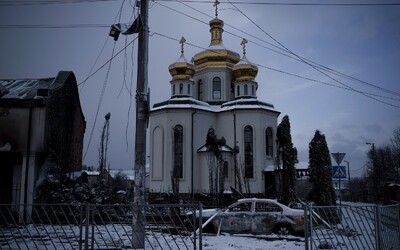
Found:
274,224 -> 292,236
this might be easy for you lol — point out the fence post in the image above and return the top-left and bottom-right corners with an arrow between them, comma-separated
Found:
375,205 -> 381,250
199,203 -> 202,250
79,204 -> 83,250
85,203 -> 89,250
309,205 -> 313,250
304,205 -> 308,250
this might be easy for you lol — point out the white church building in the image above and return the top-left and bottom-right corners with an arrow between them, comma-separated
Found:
149,11 -> 280,198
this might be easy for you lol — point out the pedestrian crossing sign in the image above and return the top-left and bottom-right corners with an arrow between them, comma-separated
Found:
332,165 -> 347,179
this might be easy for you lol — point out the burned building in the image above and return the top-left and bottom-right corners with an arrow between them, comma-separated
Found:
0,71 -> 86,209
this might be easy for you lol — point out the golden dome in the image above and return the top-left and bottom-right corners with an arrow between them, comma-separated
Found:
232,39 -> 258,82
168,37 -> 195,81
192,18 -> 240,71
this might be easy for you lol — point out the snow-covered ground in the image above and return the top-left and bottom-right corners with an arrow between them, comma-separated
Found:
202,234 -> 304,250
1,224 -> 305,250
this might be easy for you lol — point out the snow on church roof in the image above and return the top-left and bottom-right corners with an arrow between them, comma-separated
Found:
151,97 -> 279,114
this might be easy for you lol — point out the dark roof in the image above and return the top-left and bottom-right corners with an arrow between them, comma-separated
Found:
0,77 -> 55,100
0,71 -> 79,107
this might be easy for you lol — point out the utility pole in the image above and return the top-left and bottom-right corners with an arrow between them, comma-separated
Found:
132,0 -> 149,248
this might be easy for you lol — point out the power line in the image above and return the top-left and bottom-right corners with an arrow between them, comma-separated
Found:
152,32 -> 400,106
0,0 -> 120,7
226,0 -> 400,108
0,24 -> 110,29
153,0 -> 400,7
4,0 -> 400,7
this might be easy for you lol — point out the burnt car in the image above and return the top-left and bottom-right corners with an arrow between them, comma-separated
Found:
193,198 -> 305,235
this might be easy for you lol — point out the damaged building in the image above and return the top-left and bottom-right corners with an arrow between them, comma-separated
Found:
0,71 -> 85,215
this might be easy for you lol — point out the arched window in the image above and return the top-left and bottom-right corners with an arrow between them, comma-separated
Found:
212,77 -> 221,99
187,84 -> 191,95
173,84 -> 176,95
244,125 -> 254,178
244,84 -> 248,95
237,85 -> 240,96
252,85 -> 255,95
266,127 -> 273,157
173,125 -> 183,178
179,83 -> 183,94
223,161 -> 229,178
198,80 -> 203,100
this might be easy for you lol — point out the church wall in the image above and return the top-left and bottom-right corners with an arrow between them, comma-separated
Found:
150,108 -> 220,194
193,67 -> 234,103
226,109 -> 279,193
192,110 -> 218,193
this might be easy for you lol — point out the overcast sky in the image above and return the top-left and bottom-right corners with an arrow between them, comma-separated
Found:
1,0 -> 399,178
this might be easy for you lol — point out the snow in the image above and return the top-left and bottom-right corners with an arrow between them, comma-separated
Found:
1,225 -> 305,250
202,234 -> 304,250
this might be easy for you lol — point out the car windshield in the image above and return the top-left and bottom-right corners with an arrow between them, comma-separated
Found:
228,202 -> 252,212
255,202 -> 282,212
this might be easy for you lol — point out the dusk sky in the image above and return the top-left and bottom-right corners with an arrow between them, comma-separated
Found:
1,0 -> 399,178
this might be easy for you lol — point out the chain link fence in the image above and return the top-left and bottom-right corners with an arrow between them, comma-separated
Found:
305,204 -> 400,250
0,203 -> 203,250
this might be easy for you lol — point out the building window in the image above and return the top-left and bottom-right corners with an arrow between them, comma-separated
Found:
187,84 -> 191,95
244,84 -> 248,95
212,77 -> 221,99
173,125 -> 183,178
237,85 -> 240,96
198,80 -> 203,100
223,161 -> 229,178
244,125 -> 253,178
266,127 -> 273,157
173,85 -> 176,95
252,85 -> 255,95
179,83 -> 183,94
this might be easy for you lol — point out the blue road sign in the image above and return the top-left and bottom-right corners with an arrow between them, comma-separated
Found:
332,165 -> 347,179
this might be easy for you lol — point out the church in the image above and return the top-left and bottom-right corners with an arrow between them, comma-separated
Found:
148,6 -> 280,199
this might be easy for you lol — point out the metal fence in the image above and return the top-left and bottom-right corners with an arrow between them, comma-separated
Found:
305,204 -> 400,250
0,203 -> 203,250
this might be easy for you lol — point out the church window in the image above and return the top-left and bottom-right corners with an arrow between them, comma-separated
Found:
173,125 -> 183,178
244,84 -> 248,95
237,85 -> 240,96
198,80 -> 203,100
212,77 -> 221,99
179,83 -> 183,94
223,161 -> 229,178
173,84 -> 176,95
187,84 -> 191,95
266,127 -> 273,157
252,85 -> 255,95
244,125 -> 254,178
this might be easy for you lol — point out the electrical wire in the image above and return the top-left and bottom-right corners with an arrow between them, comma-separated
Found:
153,0 -> 400,6
226,0 -> 400,108
0,0 -> 120,7
0,24 -> 109,29
152,31 -> 400,105
83,41 -> 117,161
3,0 -> 400,7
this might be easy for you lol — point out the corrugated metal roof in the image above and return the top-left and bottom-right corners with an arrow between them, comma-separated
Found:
0,77 -> 55,99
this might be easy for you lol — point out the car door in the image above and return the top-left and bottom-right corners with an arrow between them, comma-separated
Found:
252,201 -> 283,234
218,201 -> 253,233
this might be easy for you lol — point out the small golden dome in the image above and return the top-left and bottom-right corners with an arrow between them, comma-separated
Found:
168,37 -> 195,81
232,39 -> 258,82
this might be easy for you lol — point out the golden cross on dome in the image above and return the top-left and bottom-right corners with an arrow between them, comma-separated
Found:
179,36 -> 186,55
241,38 -> 248,55
214,0 -> 220,18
